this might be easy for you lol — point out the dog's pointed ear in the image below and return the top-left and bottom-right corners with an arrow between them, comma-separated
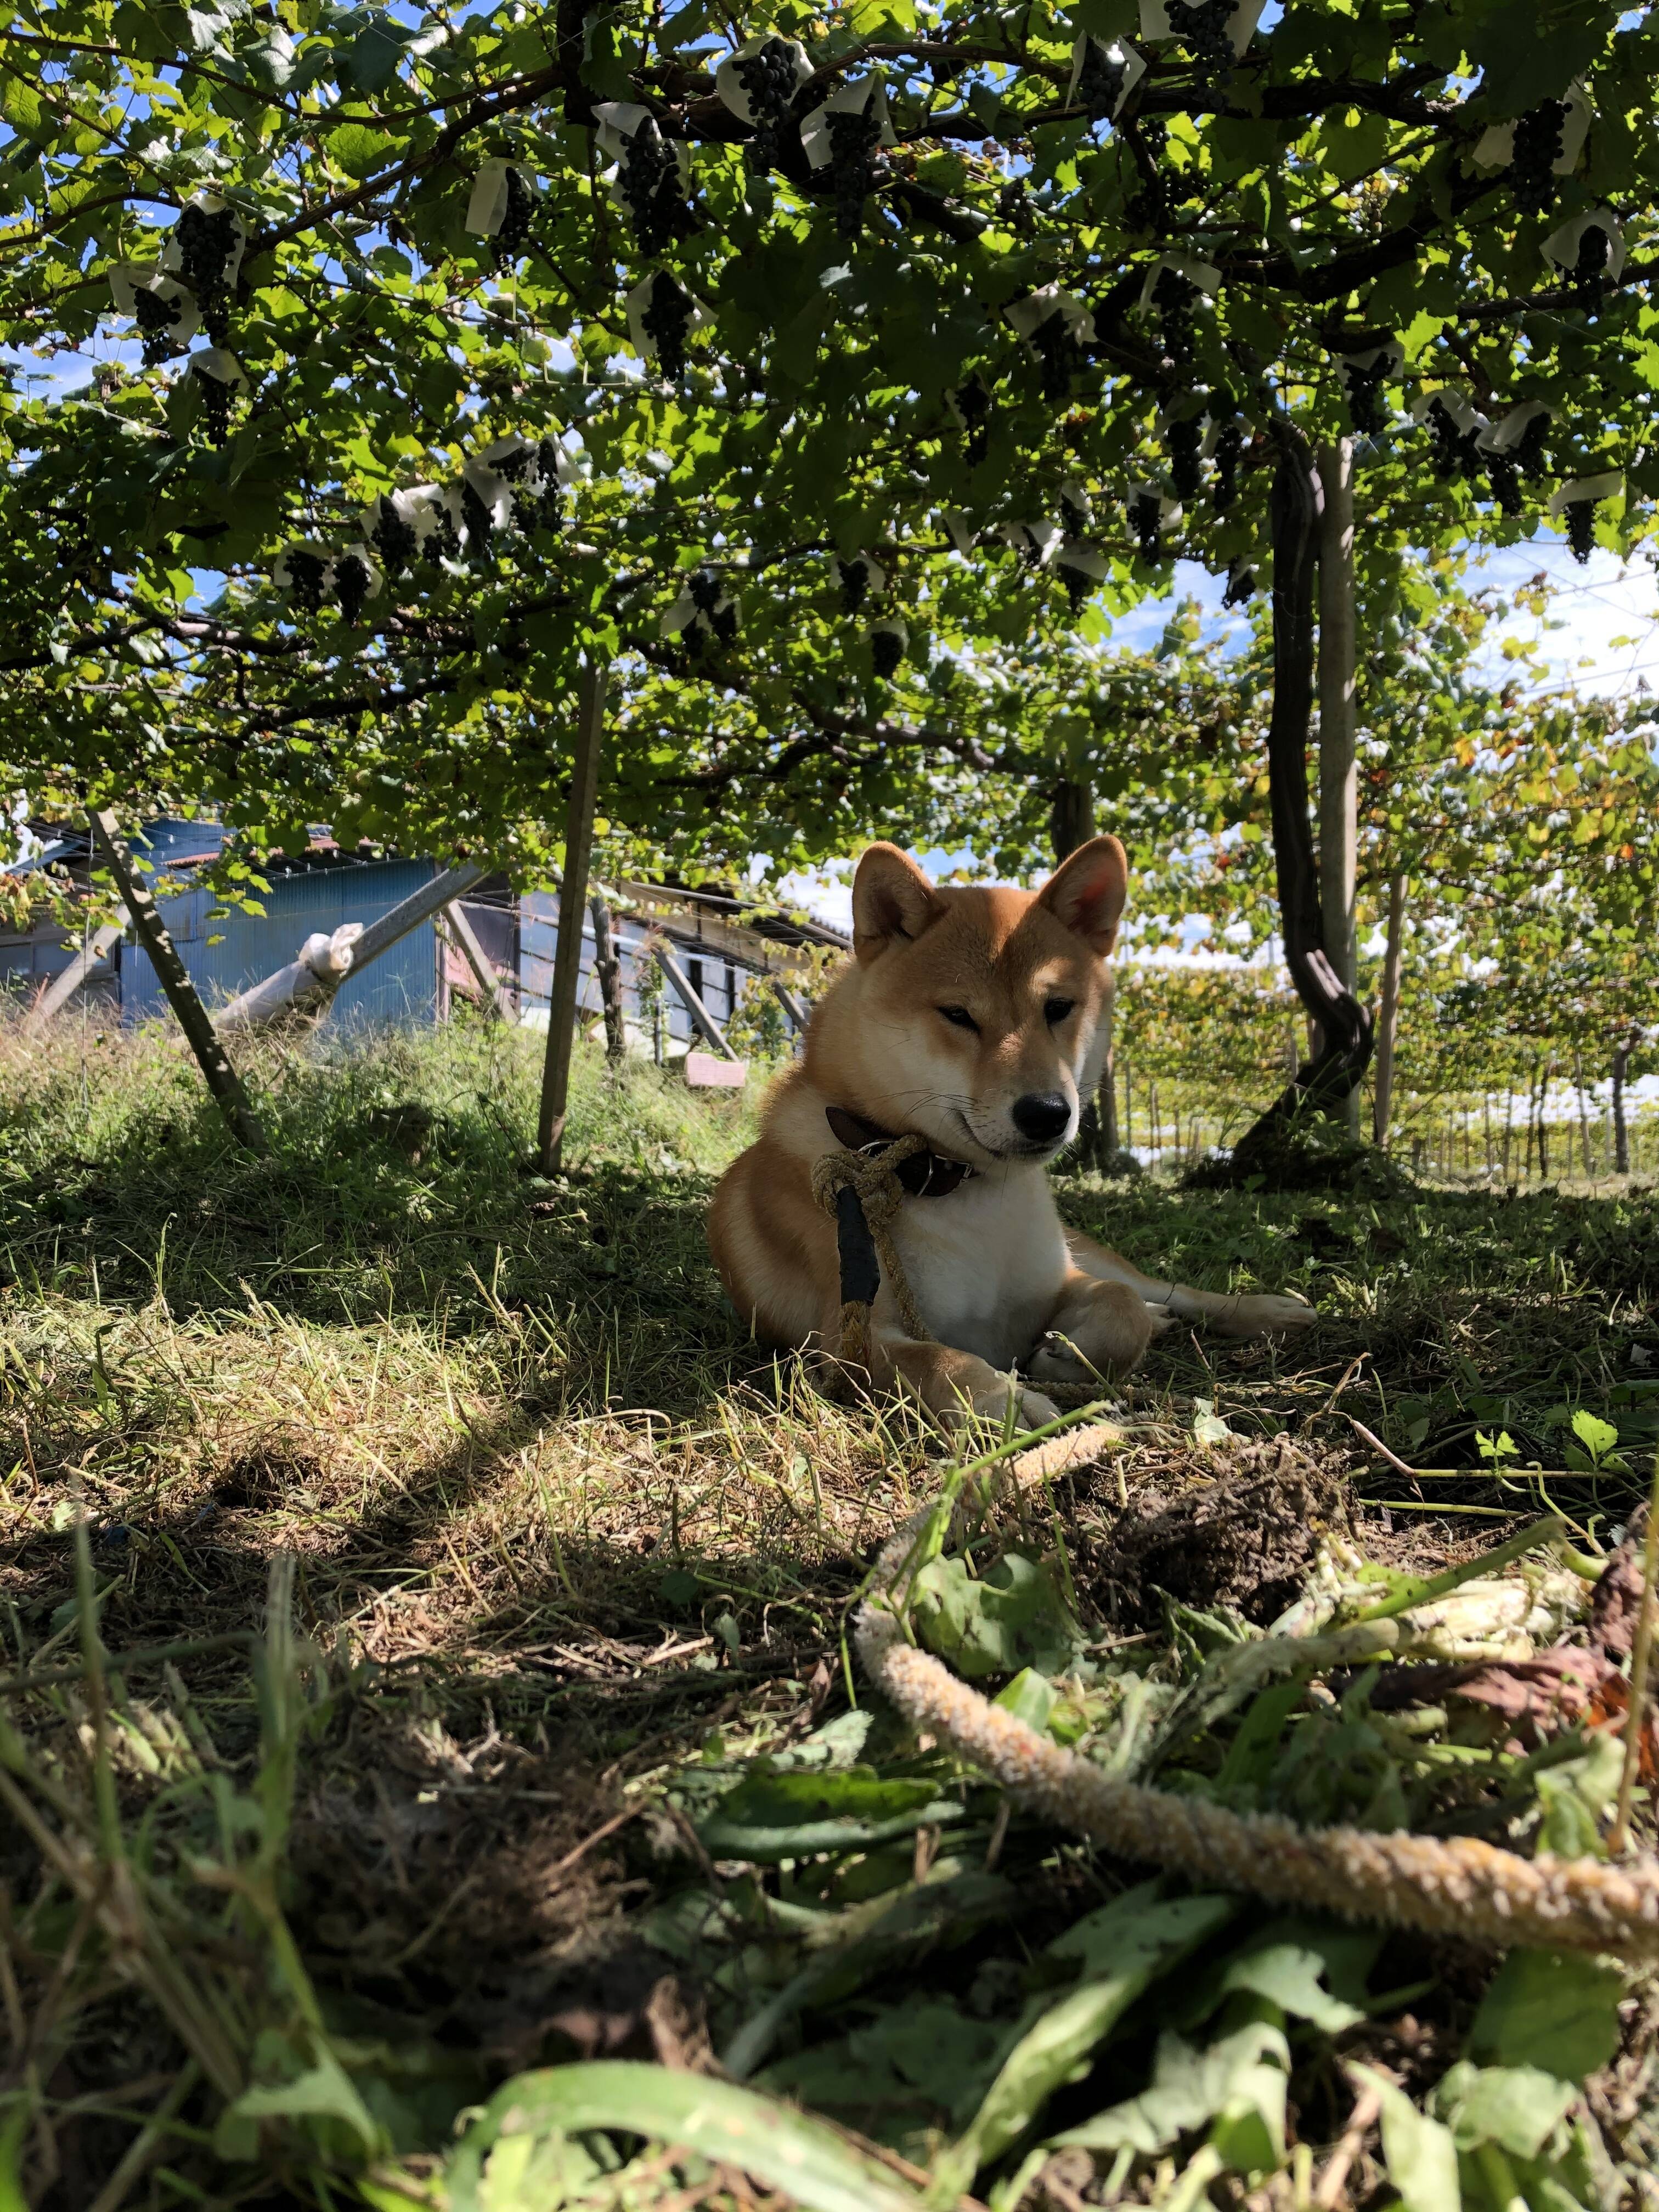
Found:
852,844 -> 944,963
1037,834 -> 1128,956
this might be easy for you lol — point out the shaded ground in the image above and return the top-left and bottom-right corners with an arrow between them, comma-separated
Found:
2,1019 -> 1657,2207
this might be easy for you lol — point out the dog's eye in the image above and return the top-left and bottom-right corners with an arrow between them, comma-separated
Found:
938,1005 -> 979,1032
1044,997 -> 1076,1025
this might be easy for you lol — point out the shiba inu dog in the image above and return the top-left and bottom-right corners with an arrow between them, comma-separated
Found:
708,839 -> 1316,1425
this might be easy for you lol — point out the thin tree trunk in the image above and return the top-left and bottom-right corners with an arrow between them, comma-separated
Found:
1538,1061 -> 1551,1180
538,659 -> 609,1175
1372,871 -> 1406,1146
1318,437 -> 1359,1137
1573,1051 -> 1593,1178
589,892 -> 625,1063
1122,1059 -> 1132,1153
1232,428 -> 1374,1165
1502,1082 -> 1514,1183
1613,1028 -> 1635,1175
1098,998 -> 1119,1155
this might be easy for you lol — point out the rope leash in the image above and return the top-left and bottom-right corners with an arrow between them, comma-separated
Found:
810,1134 -> 935,1378
855,1458 -> 1659,1959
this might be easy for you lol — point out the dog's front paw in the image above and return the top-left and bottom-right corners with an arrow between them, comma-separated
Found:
963,1373 -> 1062,1432
1210,1290 -> 1318,1341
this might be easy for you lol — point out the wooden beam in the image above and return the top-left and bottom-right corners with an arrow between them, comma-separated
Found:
349,859 -> 486,971
656,943 -> 739,1060
537,660 -> 609,1175
439,900 -> 510,1020
771,979 -> 811,1032
87,812 -> 267,1154
24,915 -> 125,1030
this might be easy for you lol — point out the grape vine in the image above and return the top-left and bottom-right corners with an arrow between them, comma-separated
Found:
1152,266 -> 1199,368
1131,490 -> 1163,563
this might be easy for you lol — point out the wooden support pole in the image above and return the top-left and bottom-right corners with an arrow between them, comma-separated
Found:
1372,871 -> 1406,1147
1318,437 -> 1359,1136
771,979 -> 811,1032
589,892 -> 625,1061
87,812 -> 266,1154
538,661 -> 609,1176
24,915 -> 126,1030
439,901 -> 510,1020
656,943 -> 739,1059
348,860 -> 486,973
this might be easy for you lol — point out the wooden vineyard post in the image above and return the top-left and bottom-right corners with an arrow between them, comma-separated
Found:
1318,438 -> 1359,1136
589,892 -> 625,1062
537,659 -> 609,1176
25,913 -> 127,1030
87,811 -> 266,1153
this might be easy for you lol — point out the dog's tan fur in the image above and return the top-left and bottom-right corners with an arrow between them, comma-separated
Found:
708,839 -> 1315,1425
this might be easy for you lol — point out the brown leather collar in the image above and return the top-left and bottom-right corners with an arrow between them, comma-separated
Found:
824,1107 -> 975,1197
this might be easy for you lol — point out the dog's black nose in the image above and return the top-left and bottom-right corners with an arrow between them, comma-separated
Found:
1010,1092 -> 1071,1144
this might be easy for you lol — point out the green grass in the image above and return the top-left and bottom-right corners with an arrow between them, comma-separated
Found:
2,1015 -> 1657,2211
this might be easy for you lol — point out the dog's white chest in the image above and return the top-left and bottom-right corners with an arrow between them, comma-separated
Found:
889,1172 -> 1069,1368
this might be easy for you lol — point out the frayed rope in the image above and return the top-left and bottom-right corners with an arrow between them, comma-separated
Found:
854,1448 -> 1659,1960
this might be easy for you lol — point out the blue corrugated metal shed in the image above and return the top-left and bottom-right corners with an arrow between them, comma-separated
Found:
0,819 -> 439,1031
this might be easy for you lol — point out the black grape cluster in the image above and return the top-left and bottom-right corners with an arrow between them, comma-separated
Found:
132,287 -> 189,367
1424,396 -> 1482,479
1153,266 -> 1198,367
689,568 -> 737,645
1569,221 -> 1612,304
370,499 -> 420,575
1131,490 -> 1163,563
827,108 -> 885,239
1511,410 -> 1551,477
533,436 -> 566,530
430,502 -> 462,562
1510,100 -> 1568,218
1075,39 -> 1127,121
493,165 -> 537,269
1164,0 -> 1237,87
284,550 -> 329,614
1029,313 -> 1082,403
838,556 -> 870,616
1340,356 -> 1390,436
1210,416 -> 1242,515
1222,558 -> 1256,607
335,552 -> 373,625
617,123 -> 692,256
195,369 -> 235,447
870,624 -> 904,678
1167,415 -> 1204,502
460,479 -> 496,548
734,38 -> 800,172
1058,561 -> 1093,615
952,374 -> 994,462
1564,499 -> 1596,563
641,274 -> 696,377
174,199 -> 240,345
1485,451 -> 1523,517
